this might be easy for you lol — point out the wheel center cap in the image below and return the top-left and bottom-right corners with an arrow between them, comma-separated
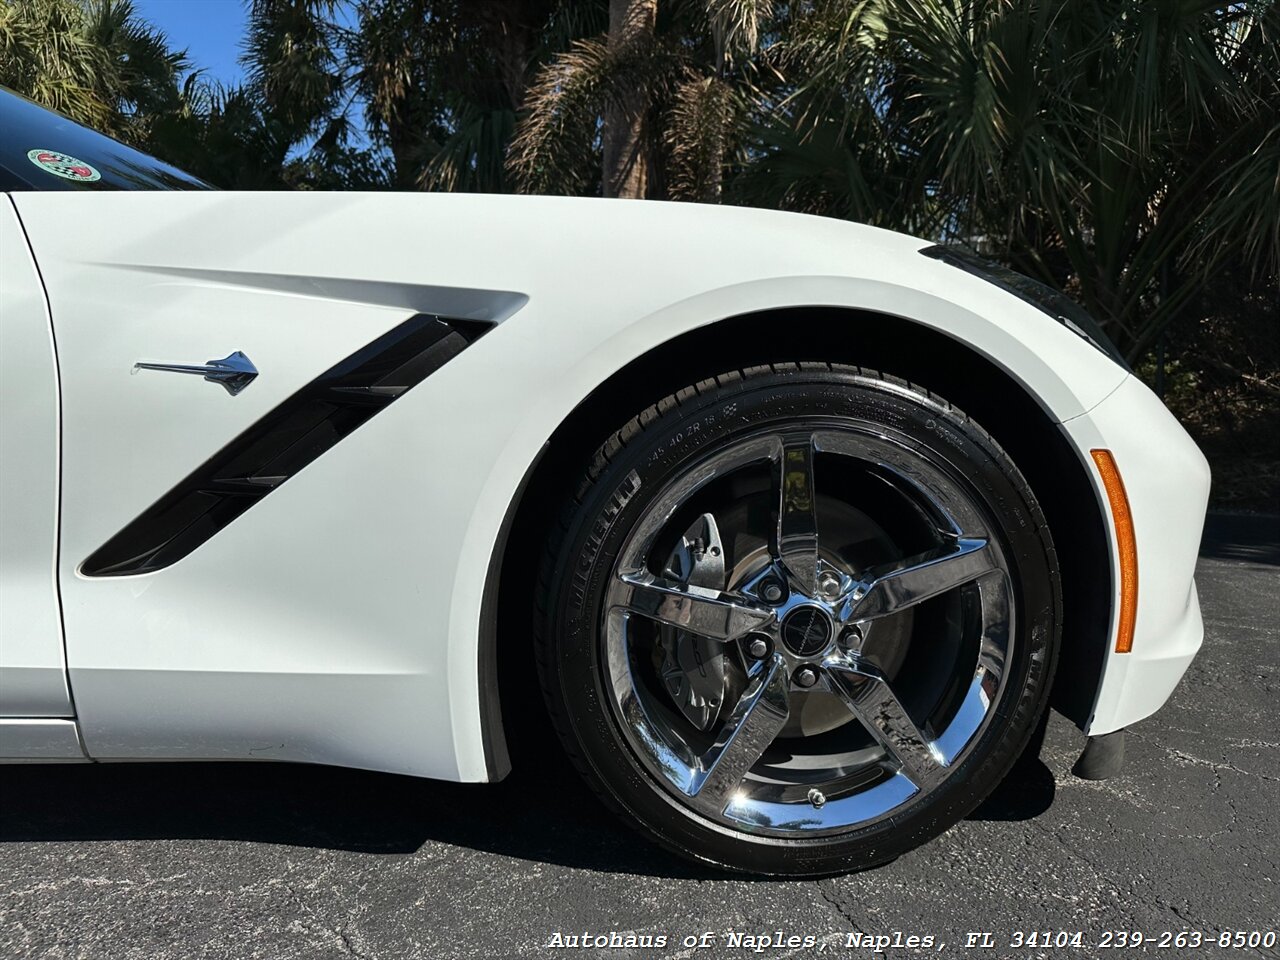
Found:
780,605 -> 834,657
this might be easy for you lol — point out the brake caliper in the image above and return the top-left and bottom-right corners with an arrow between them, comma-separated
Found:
655,513 -> 733,731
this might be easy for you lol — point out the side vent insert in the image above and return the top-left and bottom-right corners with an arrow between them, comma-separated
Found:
81,314 -> 489,577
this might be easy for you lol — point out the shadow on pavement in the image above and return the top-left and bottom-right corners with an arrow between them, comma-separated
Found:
0,725 -> 1060,872
1199,512 -> 1280,566
968,757 -> 1056,821
968,709 -> 1057,822
0,745 -> 719,878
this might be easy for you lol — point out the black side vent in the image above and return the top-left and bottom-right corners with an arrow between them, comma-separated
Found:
82,314 -> 489,577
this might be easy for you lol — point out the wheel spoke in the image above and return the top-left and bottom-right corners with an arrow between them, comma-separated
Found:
616,573 -> 774,641
689,654 -> 791,813
774,434 -> 820,596
824,659 -> 946,787
839,537 -> 993,622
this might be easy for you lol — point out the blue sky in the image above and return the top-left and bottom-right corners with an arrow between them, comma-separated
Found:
135,0 -> 249,89
134,0 -> 370,152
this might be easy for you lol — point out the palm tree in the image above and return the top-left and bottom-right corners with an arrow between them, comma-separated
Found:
602,0 -> 656,197
0,0 -> 187,141
508,0 -> 771,199
238,0 -> 591,191
736,0 -> 1279,361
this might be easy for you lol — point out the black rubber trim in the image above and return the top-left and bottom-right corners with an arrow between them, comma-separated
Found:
1072,729 -> 1126,780
81,314 -> 489,577
477,441 -> 547,781
920,244 -> 1130,370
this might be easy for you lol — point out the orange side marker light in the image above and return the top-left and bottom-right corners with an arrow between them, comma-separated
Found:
1091,449 -> 1137,653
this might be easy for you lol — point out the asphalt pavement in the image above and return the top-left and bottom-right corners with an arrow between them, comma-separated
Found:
2,515 -> 1276,959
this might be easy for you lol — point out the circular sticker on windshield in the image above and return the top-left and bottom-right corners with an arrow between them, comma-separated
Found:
26,149 -> 102,182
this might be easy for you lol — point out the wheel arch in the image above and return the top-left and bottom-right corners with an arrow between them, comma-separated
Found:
480,306 -> 1113,779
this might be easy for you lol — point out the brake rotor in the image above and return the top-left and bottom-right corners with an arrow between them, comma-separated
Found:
654,514 -> 736,731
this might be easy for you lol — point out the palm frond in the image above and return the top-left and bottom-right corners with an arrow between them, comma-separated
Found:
666,71 -> 737,200
242,0 -> 345,138
508,33 -> 680,194
705,0 -> 762,67
419,99 -> 517,192
507,36 -> 611,194
0,0 -> 187,136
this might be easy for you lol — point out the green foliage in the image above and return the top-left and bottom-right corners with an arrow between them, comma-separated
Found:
734,0 -> 1279,361
0,0 -> 186,140
1146,263 -> 1280,510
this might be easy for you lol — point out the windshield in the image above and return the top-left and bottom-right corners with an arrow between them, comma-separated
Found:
0,87 -> 211,192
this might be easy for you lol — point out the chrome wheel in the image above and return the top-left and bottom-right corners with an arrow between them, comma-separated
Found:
540,365 -> 1058,873
603,427 -> 1013,837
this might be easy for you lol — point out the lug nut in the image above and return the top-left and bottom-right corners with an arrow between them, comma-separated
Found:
760,580 -> 784,603
794,666 -> 819,688
747,636 -> 770,660
839,625 -> 864,651
817,570 -> 842,599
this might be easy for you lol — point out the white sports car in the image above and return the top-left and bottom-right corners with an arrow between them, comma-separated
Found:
0,88 -> 1209,875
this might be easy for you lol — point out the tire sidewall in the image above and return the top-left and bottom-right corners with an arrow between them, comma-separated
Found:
544,369 -> 1058,875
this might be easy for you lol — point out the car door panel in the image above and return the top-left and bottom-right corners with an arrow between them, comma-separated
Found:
0,196 -> 71,720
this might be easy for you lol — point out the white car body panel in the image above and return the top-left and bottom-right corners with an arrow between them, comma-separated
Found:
1063,375 -> 1211,734
0,718 -> 85,760
2,191 -> 1202,780
0,197 -> 70,721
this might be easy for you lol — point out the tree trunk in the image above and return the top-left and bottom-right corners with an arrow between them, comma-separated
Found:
602,0 -> 656,198
466,0 -> 547,112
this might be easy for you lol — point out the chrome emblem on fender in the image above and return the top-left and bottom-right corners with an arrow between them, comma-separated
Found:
133,351 -> 258,396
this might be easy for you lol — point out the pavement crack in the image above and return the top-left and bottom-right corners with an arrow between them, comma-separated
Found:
817,880 -> 864,933
1227,737 -> 1280,750
1129,729 -> 1280,783
335,926 -> 372,960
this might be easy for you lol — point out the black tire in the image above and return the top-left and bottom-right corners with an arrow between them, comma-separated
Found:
536,363 -> 1060,875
